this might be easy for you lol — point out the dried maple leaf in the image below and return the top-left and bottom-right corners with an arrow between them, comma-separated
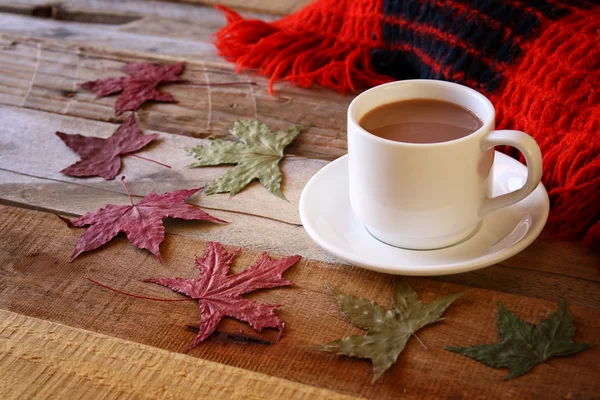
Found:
319,280 -> 466,382
145,242 -> 301,349
446,299 -> 591,380
80,62 -> 185,115
187,120 -> 303,199
62,178 -> 225,262
56,114 -> 160,180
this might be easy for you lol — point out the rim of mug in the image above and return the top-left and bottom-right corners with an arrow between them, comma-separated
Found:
348,79 -> 496,147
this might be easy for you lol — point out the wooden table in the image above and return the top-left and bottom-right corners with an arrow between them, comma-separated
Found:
0,1 -> 598,399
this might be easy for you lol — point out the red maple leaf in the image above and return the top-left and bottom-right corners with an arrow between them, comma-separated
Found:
56,114 -> 161,180
80,62 -> 186,116
145,242 -> 301,349
62,178 -> 225,262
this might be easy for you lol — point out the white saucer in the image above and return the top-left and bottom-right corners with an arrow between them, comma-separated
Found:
299,152 -> 549,276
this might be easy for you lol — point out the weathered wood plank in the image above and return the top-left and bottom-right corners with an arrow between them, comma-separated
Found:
0,0 -> 276,54
0,0 -> 269,20
0,310 -> 357,400
0,168 -> 340,263
0,104 -> 340,263
0,35 -> 350,158
436,265 -> 600,308
0,105 -> 324,225
4,160 -> 599,299
0,0 -> 141,24
1,1 -> 597,398
0,0 -> 286,19
0,33 -> 593,280
497,232 -> 600,281
2,105 -> 599,283
0,11 -> 221,60
1,205 -> 598,399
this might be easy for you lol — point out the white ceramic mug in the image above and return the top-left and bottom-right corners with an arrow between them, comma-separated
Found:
348,80 -> 543,250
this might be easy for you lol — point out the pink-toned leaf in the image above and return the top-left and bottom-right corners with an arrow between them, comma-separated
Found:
63,181 -> 225,262
145,242 -> 301,349
56,114 -> 159,180
80,62 -> 186,115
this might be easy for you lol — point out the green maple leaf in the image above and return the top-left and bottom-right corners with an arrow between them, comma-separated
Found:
319,280 -> 467,382
446,299 -> 591,380
186,120 -> 303,199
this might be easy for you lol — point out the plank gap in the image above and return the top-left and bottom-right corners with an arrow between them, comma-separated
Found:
0,3 -> 141,25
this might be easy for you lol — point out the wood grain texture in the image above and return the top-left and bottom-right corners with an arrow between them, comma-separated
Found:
0,0 -> 597,301
0,0 -> 230,62
0,104 -> 342,263
1,205 -> 599,399
0,30 -> 596,276
0,0 -> 277,55
0,310 -> 358,400
1,105 -> 598,289
0,1 -> 599,398
0,13 -> 350,158
0,0 -> 275,21
0,105 -> 324,226
2,165 -> 598,307
497,231 -> 600,281
159,0 -> 313,15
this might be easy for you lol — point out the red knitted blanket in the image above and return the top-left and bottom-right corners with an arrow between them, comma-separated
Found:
214,0 -> 600,249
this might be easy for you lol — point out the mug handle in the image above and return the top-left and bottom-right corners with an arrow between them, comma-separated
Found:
479,130 -> 543,216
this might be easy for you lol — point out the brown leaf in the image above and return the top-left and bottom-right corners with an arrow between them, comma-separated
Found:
56,114 -> 159,180
80,62 -> 186,115
146,242 -> 301,349
62,178 -> 225,262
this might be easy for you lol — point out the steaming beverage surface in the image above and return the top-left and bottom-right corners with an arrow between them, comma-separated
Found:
359,99 -> 483,144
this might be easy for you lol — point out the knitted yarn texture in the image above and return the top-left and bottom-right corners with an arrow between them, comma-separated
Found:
215,0 -> 600,249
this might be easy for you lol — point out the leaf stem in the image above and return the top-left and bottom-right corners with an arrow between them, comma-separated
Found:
186,81 -> 256,87
125,153 -> 171,169
87,278 -> 193,302
120,176 -> 135,206
412,333 -> 428,350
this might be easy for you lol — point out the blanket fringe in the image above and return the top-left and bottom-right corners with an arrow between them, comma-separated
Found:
214,5 -> 390,94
